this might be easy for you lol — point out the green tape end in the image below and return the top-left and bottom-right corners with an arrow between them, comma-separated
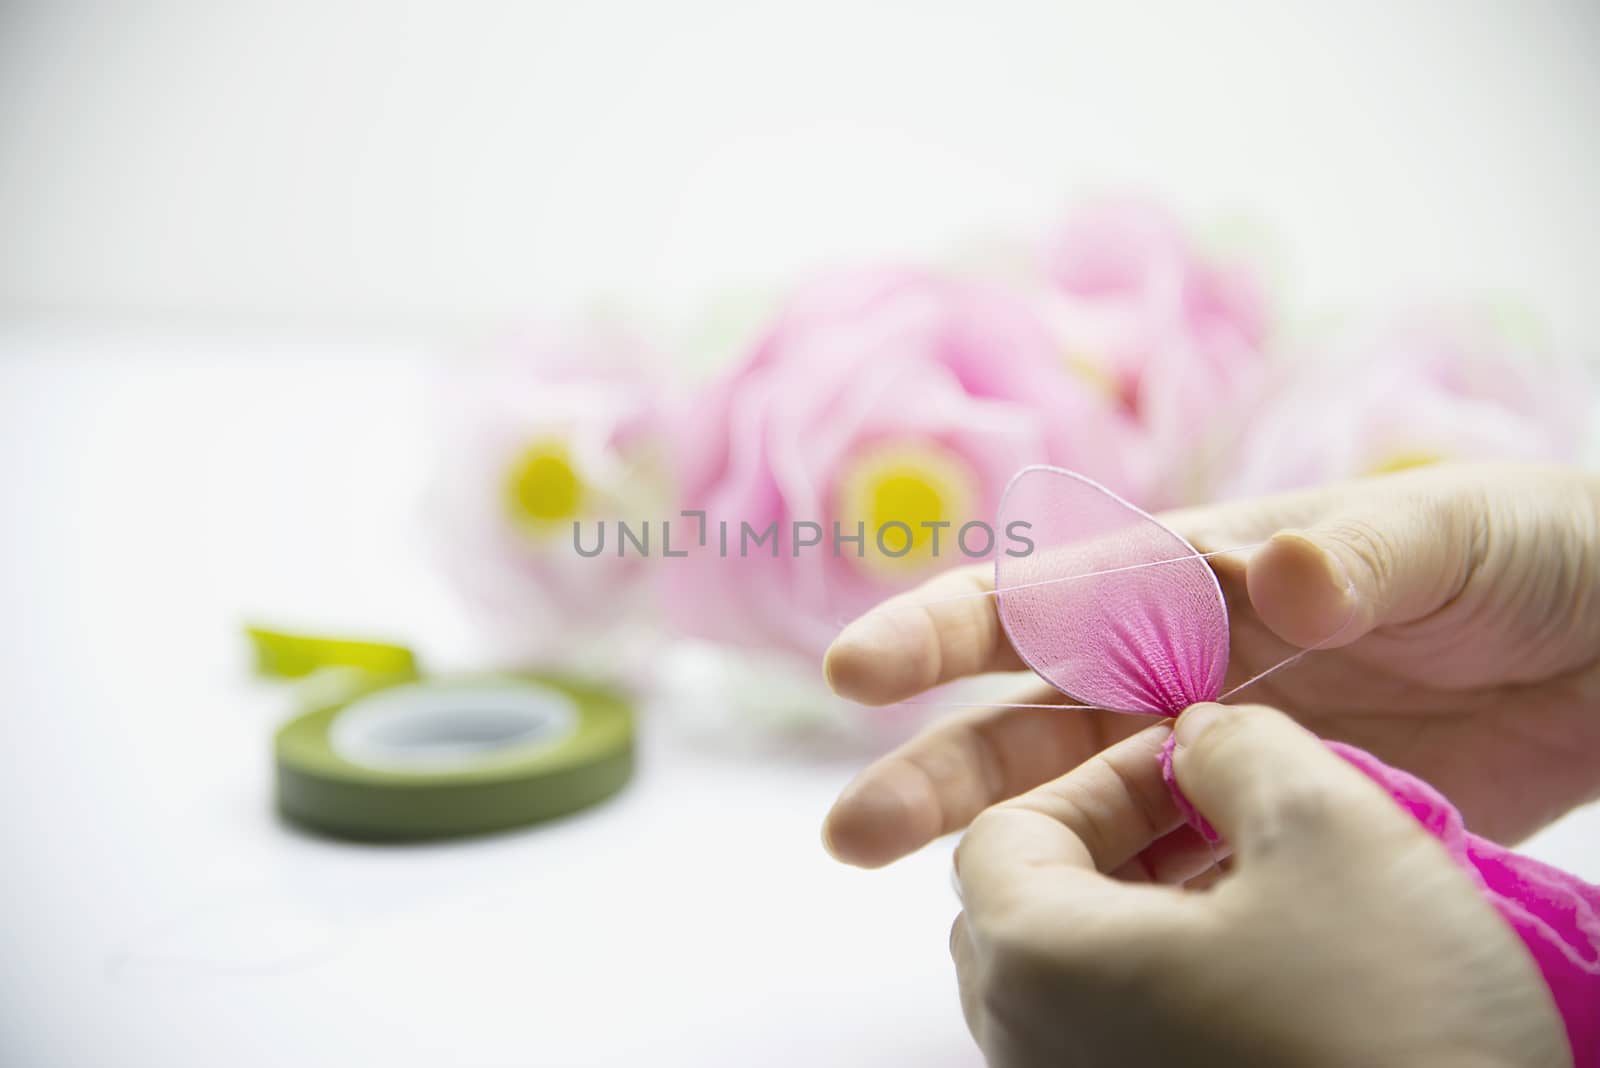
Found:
245,625 -> 420,681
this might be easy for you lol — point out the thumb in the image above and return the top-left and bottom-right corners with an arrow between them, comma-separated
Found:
1169,703 -> 1401,863
1243,487 -> 1479,648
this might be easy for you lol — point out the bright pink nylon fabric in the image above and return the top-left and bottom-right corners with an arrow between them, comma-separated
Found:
1158,734 -> 1600,1062
1330,741 -> 1600,1063
995,464 -> 1600,1065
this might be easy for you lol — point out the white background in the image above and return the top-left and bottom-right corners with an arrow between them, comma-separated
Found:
2,3 -> 1598,1066
4,0 -> 1600,347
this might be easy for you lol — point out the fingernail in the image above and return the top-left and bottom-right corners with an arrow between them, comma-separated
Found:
820,774 -> 911,867
822,614 -> 884,695
1280,530 -> 1356,606
820,646 -> 843,692
820,816 -> 840,860
1175,703 -> 1226,748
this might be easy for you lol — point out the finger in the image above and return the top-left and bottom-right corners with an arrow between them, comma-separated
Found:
1110,823 -> 1226,885
1164,469 -> 1484,650
1182,854 -> 1235,892
822,691 -> 1143,868
825,481 -> 1348,706
949,913 -> 985,1044
956,722 -> 1185,917
824,564 -> 1024,705
1241,470 -> 1480,649
1168,702 -> 1402,864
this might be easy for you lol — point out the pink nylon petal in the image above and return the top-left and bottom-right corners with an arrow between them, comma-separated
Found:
994,465 -> 1227,715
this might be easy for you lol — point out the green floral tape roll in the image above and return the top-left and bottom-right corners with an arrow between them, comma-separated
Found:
275,673 -> 634,841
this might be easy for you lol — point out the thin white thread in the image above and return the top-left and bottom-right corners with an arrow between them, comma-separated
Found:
893,602 -> 1360,716
1216,650 -> 1314,702
1197,836 -> 1227,886
915,542 -> 1265,609
894,700 -> 1107,712
1217,603 -> 1359,702
836,538 -> 1360,716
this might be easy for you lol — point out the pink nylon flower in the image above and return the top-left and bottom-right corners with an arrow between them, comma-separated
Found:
429,324 -> 671,663
661,267 -> 1146,664
1222,308 -> 1591,496
1036,198 -> 1273,506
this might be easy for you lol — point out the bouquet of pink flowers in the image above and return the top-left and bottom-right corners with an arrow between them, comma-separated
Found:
430,199 -> 1591,735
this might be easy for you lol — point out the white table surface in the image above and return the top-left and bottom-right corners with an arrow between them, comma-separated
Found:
2,331 -> 1595,1067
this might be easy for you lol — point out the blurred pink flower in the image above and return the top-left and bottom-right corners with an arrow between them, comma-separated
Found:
1036,199 -> 1273,505
429,324 -> 671,662
660,267 -> 1145,663
1221,308 -> 1591,496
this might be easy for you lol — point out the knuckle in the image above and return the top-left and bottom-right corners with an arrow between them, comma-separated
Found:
983,926 -> 1159,1012
973,901 -> 1150,994
1096,748 -> 1169,842
1254,781 -> 1339,841
963,806 -> 1006,845
965,891 -> 1056,966
1239,779 -> 1372,868
982,929 -> 1057,991
1410,485 -> 1483,599
1328,515 -> 1398,590
1337,479 -> 1488,614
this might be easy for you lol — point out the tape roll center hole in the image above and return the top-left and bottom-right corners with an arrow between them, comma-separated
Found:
331,683 -> 579,770
370,708 -> 549,750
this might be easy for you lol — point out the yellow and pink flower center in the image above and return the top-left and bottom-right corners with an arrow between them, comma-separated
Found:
834,441 -> 979,576
505,440 -> 584,533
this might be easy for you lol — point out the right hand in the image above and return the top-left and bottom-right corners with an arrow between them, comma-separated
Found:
950,704 -> 1570,1067
823,463 -> 1600,867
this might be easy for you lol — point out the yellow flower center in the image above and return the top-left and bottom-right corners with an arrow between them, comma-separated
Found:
505,441 -> 584,530
1365,449 -> 1445,477
835,442 -> 978,576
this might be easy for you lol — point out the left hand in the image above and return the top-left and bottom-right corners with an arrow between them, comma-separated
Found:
822,464 -> 1600,866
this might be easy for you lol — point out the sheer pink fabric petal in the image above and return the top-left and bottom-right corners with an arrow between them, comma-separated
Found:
994,465 -> 1226,715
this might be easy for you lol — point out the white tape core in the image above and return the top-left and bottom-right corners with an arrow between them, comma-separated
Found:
330,681 -> 580,771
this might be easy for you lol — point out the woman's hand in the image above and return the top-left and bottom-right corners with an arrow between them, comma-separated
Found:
950,703 -> 1569,1068
823,463 -> 1600,865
